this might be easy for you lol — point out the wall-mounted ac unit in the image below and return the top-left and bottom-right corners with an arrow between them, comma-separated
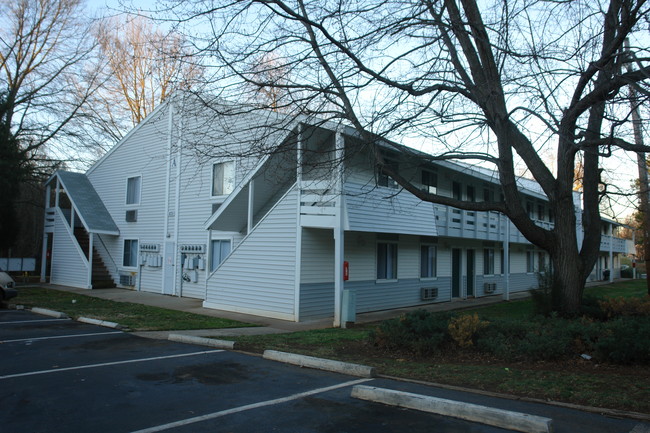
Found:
125,210 -> 137,222
119,274 -> 135,286
483,283 -> 497,293
421,287 -> 438,300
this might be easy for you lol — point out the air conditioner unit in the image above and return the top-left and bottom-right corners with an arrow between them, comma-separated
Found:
119,274 -> 135,286
125,210 -> 137,222
420,287 -> 438,300
484,283 -> 497,293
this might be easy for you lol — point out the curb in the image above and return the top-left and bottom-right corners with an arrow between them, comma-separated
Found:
168,333 -> 236,349
31,307 -> 68,319
351,385 -> 552,433
263,350 -> 376,378
77,317 -> 123,329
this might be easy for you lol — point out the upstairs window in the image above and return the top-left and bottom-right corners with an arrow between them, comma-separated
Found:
452,181 -> 462,200
467,185 -> 475,202
212,161 -> 235,196
421,170 -> 437,194
126,176 -> 141,205
377,153 -> 399,189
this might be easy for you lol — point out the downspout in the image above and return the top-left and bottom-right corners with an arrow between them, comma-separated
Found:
173,106 -> 183,297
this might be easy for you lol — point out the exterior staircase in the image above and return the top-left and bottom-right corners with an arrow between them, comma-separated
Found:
74,228 -> 116,289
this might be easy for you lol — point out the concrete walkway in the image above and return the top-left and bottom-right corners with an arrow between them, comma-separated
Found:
21,283 -> 539,340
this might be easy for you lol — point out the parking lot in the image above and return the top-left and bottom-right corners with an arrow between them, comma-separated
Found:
1,309 -> 647,433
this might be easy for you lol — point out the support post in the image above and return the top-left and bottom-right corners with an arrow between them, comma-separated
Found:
333,128 -> 346,327
248,180 -> 255,234
87,233 -> 94,289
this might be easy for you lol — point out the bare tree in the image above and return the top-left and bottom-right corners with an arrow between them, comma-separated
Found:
161,0 -> 650,314
0,0 -> 95,250
72,14 -> 203,156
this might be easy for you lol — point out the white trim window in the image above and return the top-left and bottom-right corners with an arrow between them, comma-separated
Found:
421,170 -> 437,194
212,161 -> 235,196
123,239 -> 139,268
526,250 -> 535,273
483,248 -> 495,275
377,242 -> 398,280
126,176 -> 141,205
210,239 -> 232,272
420,245 -> 437,278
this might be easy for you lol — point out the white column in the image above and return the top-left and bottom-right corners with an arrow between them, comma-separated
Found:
247,180 -> 255,234
294,125 -> 304,322
333,129 -> 346,327
87,233 -> 94,289
609,225 -> 614,282
40,184 -> 51,282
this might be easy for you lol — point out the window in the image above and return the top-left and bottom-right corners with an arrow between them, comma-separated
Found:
210,239 -> 231,271
377,242 -> 398,279
212,162 -> 235,196
526,251 -> 535,273
422,170 -> 437,194
538,252 -> 546,272
452,181 -> 462,200
467,185 -> 475,202
126,176 -> 141,205
377,153 -> 399,189
537,204 -> 545,221
483,248 -> 495,275
483,187 -> 494,202
500,249 -> 505,274
420,245 -> 437,278
123,239 -> 139,267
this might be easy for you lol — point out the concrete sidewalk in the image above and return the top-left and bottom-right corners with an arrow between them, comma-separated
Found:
19,283 -> 538,339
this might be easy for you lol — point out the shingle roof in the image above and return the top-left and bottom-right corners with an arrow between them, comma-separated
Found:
55,171 -> 119,235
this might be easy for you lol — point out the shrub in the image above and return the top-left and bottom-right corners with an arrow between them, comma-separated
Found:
595,316 -> 650,364
370,309 -> 451,356
448,313 -> 489,348
529,269 -> 562,317
598,296 -> 650,318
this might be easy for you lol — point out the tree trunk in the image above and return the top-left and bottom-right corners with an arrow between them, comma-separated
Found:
550,213 -> 589,315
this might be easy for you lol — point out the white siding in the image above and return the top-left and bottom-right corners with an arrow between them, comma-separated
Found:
204,188 -> 299,320
50,213 -> 89,289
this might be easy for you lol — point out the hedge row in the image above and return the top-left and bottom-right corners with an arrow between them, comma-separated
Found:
370,309 -> 650,365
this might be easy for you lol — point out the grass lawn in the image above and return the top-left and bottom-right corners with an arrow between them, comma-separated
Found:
228,280 -> 650,414
10,286 -> 254,331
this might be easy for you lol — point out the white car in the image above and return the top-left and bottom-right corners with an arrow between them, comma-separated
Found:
0,271 -> 17,301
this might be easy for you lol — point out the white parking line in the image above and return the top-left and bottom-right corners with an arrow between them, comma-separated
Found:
0,350 -> 224,380
0,318 -> 70,325
1,331 -> 123,343
130,378 -> 374,433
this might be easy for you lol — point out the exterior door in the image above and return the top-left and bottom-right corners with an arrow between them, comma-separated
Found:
466,249 -> 475,297
452,248 -> 461,298
163,241 -> 176,295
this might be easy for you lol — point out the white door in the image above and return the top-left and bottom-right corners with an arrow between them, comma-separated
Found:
163,241 -> 176,295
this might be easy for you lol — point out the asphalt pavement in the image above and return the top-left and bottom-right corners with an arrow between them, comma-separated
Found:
1,308 -> 648,433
